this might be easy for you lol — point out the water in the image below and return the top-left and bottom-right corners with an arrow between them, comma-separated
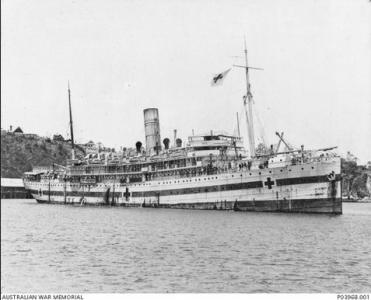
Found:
1,200 -> 371,293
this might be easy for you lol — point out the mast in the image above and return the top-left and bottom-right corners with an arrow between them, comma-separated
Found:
243,38 -> 256,158
68,82 -> 75,160
236,112 -> 240,138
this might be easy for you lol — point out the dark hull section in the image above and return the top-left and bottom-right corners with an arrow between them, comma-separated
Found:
157,198 -> 342,214
232,198 -> 342,214
35,197 -> 342,214
34,199 -> 139,207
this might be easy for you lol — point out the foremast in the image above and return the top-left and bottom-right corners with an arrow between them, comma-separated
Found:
68,82 -> 75,160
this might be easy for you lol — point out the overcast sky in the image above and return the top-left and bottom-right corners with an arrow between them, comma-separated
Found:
2,0 -> 370,162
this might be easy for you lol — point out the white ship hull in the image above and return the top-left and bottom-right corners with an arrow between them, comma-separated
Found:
24,158 -> 342,214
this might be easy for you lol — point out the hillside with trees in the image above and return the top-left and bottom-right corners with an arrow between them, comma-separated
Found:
1,132 -> 84,178
341,158 -> 371,200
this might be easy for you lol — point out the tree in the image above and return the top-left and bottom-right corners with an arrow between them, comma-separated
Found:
53,134 -> 65,142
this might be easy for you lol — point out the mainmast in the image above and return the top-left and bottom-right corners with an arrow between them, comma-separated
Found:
243,39 -> 256,158
68,82 -> 75,160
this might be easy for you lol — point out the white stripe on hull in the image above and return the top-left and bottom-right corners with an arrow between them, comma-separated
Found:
29,180 -> 341,205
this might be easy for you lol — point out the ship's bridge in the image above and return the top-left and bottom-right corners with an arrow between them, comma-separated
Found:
186,132 -> 247,158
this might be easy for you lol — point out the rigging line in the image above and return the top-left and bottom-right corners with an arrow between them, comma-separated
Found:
254,104 -> 267,146
229,104 -> 248,147
230,105 -> 245,138
229,102 -> 252,153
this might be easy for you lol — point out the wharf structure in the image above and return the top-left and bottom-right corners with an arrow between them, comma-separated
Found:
1,178 -> 32,199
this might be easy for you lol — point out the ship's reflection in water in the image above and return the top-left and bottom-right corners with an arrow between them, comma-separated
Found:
1,200 -> 370,293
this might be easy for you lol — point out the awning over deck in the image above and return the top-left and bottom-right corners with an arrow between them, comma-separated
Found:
23,171 -> 45,176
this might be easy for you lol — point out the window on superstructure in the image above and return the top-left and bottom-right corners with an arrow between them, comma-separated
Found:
204,136 -> 220,141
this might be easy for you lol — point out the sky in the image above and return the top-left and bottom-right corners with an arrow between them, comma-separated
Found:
1,0 -> 370,163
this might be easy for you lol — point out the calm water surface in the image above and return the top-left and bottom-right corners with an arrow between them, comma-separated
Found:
1,200 -> 371,293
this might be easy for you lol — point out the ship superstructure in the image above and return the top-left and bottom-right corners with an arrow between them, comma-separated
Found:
23,47 -> 342,214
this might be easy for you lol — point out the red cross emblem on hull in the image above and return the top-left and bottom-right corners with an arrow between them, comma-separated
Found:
264,177 -> 275,189
124,187 -> 130,201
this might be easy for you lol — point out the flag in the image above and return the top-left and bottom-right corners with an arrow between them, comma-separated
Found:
210,68 -> 231,86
